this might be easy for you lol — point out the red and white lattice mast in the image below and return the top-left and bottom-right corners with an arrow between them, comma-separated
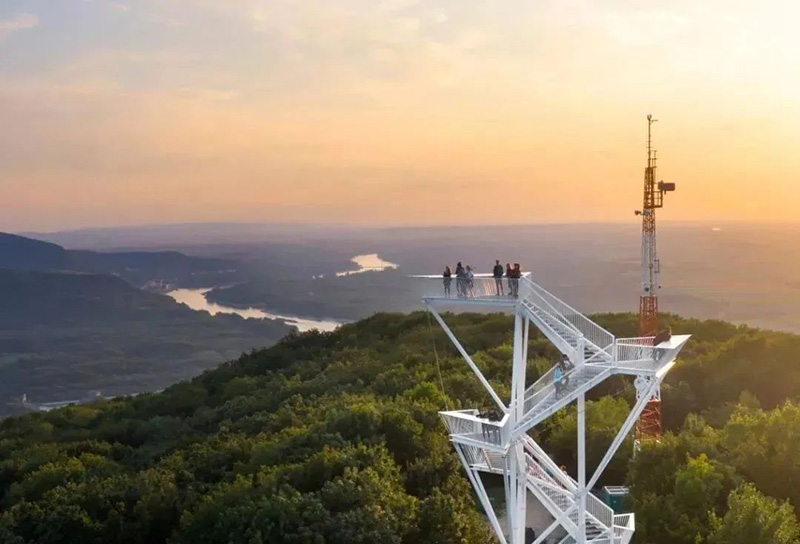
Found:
634,114 -> 676,446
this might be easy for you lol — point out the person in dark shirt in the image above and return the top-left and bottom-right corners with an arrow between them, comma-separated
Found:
653,327 -> 672,361
455,262 -> 466,297
442,265 -> 452,296
506,263 -> 513,296
492,259 -> 504,296
510,263 -> 522,297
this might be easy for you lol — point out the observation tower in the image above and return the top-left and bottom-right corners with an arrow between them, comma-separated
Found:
419,274 -> 689,544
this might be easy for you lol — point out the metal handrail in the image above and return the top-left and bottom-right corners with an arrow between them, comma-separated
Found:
524,452 -> 614,533
440,410 -> 507,447
615,342 -> 661,365
586,492 -> 614,529
521,277 -> 615,354
616,336 -> 656,346
520,300 -> 580,358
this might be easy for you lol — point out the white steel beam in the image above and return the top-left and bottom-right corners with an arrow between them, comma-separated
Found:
577,392 -> 587,544
454,444 -> 508,544
532,517 -> 561,544
586,376 -> 660,491
427,305 -> 507,412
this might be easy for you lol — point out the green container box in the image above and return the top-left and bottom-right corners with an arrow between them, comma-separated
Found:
602,486 -> 630,514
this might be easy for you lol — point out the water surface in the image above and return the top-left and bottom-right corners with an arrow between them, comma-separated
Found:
167,288 -> 342,333
336,253 -> 399,277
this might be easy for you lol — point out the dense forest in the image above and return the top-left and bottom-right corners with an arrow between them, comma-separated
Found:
1,311 -> 800,543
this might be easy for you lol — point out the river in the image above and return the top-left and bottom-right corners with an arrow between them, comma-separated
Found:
166,288 -> 342,333
335,253 -> 399,277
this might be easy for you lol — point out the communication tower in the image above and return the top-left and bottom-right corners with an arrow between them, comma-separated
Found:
633,115 -> 676,444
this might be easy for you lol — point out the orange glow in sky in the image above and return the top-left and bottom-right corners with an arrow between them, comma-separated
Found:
1,0 -> 799,231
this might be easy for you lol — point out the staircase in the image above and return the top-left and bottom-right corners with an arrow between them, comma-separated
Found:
460,436 -> 630,544
518,278 -> 614,364
519,300 -> 607,364
425,274 -> 685,544
521,439 -> 614,543
516,364 -> 611,434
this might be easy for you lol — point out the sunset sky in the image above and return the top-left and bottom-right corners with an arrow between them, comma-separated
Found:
2,0 -> 799,231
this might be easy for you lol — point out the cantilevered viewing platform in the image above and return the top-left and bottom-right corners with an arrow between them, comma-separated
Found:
414,273 -> 531,308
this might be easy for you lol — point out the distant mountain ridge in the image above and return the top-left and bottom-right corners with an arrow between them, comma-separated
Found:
0,232 -> 66,270
0,232 -> 233,289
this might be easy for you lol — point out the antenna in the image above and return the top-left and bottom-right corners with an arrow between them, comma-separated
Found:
635,114 -> 676,448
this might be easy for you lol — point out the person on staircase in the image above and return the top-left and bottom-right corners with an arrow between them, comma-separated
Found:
554,364 -> 564,398
492,259 -> 504,296
558,355 -> 571,390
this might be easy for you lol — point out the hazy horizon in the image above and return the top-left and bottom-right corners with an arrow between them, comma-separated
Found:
18,218 -> 800,235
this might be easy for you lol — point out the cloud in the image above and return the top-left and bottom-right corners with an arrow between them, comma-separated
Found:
0,13 -> 39,39
109,2 -> 130,12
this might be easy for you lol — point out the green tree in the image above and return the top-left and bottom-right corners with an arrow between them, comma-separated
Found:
709,484 -> 800,544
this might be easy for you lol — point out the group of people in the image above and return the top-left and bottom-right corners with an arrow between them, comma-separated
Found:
553,354 -> 574,398
441,262 -> 474,297
494,260 -> 523,297
441,260 -> 523,298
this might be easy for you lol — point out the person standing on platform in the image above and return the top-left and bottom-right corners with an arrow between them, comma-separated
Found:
442,265 -> 452,296
506,263 -> 513,296
510,263 -> 522,297
493,259 -> 504,296
455,262 -> 466,297
465,265 -> 475,297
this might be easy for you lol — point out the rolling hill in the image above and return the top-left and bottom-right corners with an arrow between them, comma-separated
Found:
0,269 -> 292,415
0,232 -> 234,289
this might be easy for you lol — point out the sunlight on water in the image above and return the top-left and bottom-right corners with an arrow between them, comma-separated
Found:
336,253 -> 399,277
166,288 -> 342,333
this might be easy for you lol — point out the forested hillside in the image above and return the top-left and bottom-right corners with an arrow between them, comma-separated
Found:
0,270 -> 291,414
1,312 -> 799,543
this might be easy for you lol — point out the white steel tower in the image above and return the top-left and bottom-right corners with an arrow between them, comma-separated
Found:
419,274 -> 689,544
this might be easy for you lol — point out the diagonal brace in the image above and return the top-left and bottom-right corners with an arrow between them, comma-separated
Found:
427,305 -> 507,412
586,376 -> 661,490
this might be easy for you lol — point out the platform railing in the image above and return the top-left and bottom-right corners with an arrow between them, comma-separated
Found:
418,272 -> 531,301
615,337 -> 663,368
520,277 -> 615,355
440,409 -> 506,448
613,513 -> 635,544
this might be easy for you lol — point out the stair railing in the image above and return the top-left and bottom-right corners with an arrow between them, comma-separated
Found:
586,492 -> 615,530
520,300 -> 581,359
521,277 -> 615,355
